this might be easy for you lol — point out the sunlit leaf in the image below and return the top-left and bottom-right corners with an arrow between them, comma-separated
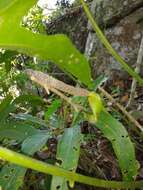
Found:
0,0 -> 17,14
0,0 -> 92,87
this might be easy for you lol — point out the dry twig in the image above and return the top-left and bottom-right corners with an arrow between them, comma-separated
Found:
126,35 -> 143,108
98,87 -> 143,132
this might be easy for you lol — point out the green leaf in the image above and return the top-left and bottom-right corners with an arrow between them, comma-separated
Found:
5,61 -> 12,73
0,0 -> 17,14
0,95 -> 13,123
0,164 -> 26,190
92,75 -> 108,91
21,132 -> 51,155
13,94 -> 44,106
0,124 -> 50,190
0,94 -> 47,190
51,125 -> 82,190
0,146 -> 143,189
96,111 -> 139,181
51,178 -> 68,190
0,50 -> 17,62
0,122 -> 38,142
0,50 -> 17,73
88,92 -> 103,122
0,123 -> 49,190
0,0 -> 92,87
1,0 -> 37,23
45,99 -> 61,121
13,113 -> 48,128
0,94 -> 44,124
88,92 -> 139,180
57,125 -> 81,171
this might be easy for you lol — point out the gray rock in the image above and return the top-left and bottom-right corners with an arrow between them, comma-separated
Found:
91,0 -> 143,28
46,7 -> 88,53
88,7 -> 143,78
46,0 -> 143,80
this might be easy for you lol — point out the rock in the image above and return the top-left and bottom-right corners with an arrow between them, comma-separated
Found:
91,0 -> 143,28
45,0 -> 143,80
46,7 -> 88,53
88,7 -> 143,79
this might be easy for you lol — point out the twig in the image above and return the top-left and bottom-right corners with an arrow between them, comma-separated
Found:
126,35 -> 143,108
45,86 -> 84,112
98,87 -> 143,132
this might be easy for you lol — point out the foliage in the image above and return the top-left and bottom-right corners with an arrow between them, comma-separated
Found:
48,0 -> 80,22
0,0 -> 92,87
0,0 -> 142,190
22,5 -> 46,33
56,0 -> 70,8
51,125 -> 81,189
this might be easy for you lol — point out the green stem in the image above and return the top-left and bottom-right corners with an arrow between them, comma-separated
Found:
0,146 -> 143,189
80,0 -> 143,86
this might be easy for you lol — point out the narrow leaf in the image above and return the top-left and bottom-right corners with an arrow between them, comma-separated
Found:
88,92 -> 139,181
93,75 -> 108,91
51,125 -> 82,190
0,95 -> 13,123
13,94 -> 44,106
96,111 -> 139,181
0,0 -> 92,87
45,99 -> 61,121
13,113 -> 48,128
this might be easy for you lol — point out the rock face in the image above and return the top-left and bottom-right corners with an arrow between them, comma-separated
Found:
85,0 -> 143,79
46,7 -> 88,53
90,0 -> 143,28
46,0 -> 143,79
86,6 -> 143,79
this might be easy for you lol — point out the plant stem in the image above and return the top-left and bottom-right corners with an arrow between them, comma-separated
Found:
126,34 -> 143,108
0,146 -> 143,189
80,0 -> 143,86
98,87 -> 143,132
